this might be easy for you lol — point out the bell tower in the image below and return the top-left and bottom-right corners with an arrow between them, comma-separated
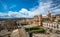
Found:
47,10 -> 51,18
33,15 -> 39,25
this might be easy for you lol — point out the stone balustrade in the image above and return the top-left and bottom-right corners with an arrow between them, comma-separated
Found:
43,22 -> 60,31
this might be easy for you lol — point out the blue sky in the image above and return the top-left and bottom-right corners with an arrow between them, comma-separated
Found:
0,0 -> 60,18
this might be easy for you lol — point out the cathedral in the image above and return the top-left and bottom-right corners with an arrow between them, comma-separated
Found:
33,10 -> 60,26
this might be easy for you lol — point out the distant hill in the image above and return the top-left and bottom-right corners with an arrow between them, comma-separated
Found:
0,18 -> 33,21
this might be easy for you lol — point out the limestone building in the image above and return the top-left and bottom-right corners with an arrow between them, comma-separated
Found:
33,15 -> 39,25
33,10 -> 60,26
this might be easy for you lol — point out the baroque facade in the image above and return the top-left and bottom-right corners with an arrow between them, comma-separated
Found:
33,10 -> 60,26
16,10 -> 60,26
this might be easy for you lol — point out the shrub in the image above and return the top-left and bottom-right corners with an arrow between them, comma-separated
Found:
25,26 -> 45,37
25,26 -> 40,31
29,29 -> 45,33
25,26 -> 45,33
58,20 -> 60,22
29,28 -> 45,37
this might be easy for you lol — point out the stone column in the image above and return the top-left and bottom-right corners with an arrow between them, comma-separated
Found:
50,16 -> 54,23
39,14 -> 43,26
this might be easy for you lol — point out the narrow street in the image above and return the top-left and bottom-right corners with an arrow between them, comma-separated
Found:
11,24 -> 29,37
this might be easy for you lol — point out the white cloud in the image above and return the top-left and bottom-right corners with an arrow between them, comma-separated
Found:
9,5 -> 16,9
3,4 -> 7,10
51,5 -> 60,10
4,8 -> 31,18
7,10 -> 29,18
0,0 -> 60,18
31,0 -> 60,16
30,1 -> 53,15
0,0 -> 53,18
52,9 -> 60,14
19,8 -> 28,13
53,9 -> 60,12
